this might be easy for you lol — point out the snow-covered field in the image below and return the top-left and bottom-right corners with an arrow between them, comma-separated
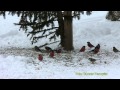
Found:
0,11 -> 120,79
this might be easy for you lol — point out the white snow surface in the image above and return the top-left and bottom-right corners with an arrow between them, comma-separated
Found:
0,11 -> 120,79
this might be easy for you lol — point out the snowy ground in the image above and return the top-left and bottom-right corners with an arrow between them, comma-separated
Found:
1,11 -> 120,79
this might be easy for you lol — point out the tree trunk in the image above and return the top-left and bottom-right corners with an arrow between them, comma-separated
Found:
64,11 -> 74,51
57,11 -> 65,47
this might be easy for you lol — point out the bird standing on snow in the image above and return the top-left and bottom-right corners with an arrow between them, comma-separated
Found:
87,42 -> 94,48
94,44 -> 100,54
55,49 -> 62,54
38,54 -> 43,61
79,46 -> 85,52
54,46 -> 63,55
34,46 -> 42,52
88,58 -> 96,64
113,47 -> 120,52
90,44 -> 100,54
49,50 -> 54,58
45,46 -> 52,52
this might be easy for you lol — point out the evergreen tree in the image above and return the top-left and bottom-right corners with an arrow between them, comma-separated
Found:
0,11 -> 92,50
106,11 -> 120,21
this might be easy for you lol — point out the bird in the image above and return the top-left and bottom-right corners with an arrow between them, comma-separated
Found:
94,48 -> 100,54
34,46 -> 42,52
45,46 -> 52,52
54,46 -> 63,55
88,58 -> 96,64
38,54 -> 43,61
113,47 -> 120,52
55,49 -> 62,54
79,46 -> 85,52
49,50 -> 54,58
90,44 -> 100,54
96,44 -> 100,49
94,44 -> 100,54
87,42 -> 94,48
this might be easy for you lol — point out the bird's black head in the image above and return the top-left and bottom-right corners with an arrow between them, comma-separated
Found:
35,46 -> 38,48
98,44 -> 100,47
45,46 -> 48,49
88,58 -> 92,60
96,44 -> 100,48
88,58 -> 96,61
51,50 -> 54,52
39,54 -> 42,56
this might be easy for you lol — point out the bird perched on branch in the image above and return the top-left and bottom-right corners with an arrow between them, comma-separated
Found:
34,46 -> 42,52
113,47 -> 120,52
88,58 -> 96,64
90,44 -> 100,54
87,42 -> 94,48
38,54 -> 43,61
79,46 -> 85,52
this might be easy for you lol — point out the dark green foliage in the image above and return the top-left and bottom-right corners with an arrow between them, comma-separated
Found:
0,11 -> 92,47
106,11 -> 120,21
